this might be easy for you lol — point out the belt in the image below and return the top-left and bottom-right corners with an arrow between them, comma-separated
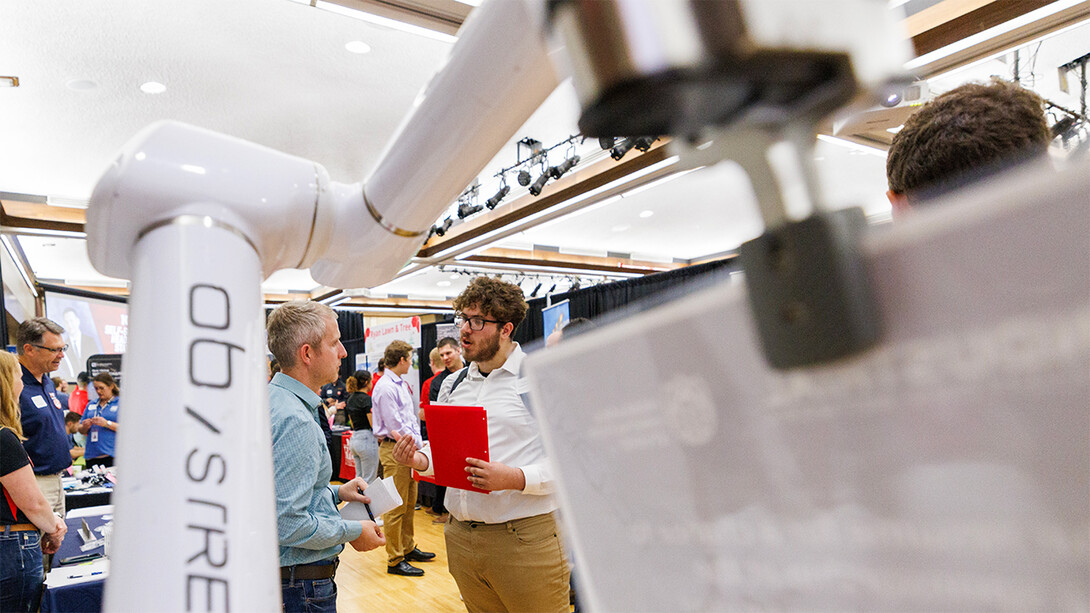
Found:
281,558 -> 338,581
3,523 -> 38,533
452,512 -> 555,530
378,437 -> 395,443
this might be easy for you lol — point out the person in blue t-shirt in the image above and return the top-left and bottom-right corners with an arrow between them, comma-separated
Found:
79,373 -> 120,468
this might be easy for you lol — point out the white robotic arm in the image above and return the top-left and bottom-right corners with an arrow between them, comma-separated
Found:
86,2 -> 558,611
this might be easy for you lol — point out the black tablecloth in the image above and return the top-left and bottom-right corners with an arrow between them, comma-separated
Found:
65,487 -> 112,511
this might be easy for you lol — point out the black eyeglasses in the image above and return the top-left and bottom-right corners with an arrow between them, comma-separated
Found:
32,343 -> 68,355
453,313 -> 503,331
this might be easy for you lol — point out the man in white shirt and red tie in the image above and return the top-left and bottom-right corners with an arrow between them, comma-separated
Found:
393,276 -> 570,612
371,339 -> 435,577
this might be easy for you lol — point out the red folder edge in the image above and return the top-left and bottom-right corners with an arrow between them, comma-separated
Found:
413,405 -> 490,494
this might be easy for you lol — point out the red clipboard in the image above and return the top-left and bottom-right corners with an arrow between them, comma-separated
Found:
414,405 -> 490,494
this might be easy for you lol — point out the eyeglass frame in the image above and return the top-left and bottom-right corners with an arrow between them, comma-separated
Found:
453,313 -> 505,331
31,343 -> 68,355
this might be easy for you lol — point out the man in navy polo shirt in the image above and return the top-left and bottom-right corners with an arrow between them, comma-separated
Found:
17,317 -> 73,567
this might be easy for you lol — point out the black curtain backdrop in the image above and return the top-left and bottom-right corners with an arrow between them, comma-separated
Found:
418,321 -> 439,383
416,258 -> 737,359
514,257 -> 737,345
336,310 -> 367,382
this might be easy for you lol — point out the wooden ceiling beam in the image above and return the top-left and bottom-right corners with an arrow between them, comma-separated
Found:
911,0 -> 1060,57
462,247 -> 682,276
0,198 -> 85,233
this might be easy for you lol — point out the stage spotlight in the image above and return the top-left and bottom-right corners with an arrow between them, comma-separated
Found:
1052,115 -> 1078,142
457,200 -> 483,219
570,278 -> 581,291
485,184 -> 510,209
546,283 -> 557,294
529,170 -> 551,196
880,90 -> 902,107
633,136 -> 657,152
610,138 -> 636,160
549,154 -> 580,179
530,283 -> 542,298
517,168 -> 532,186
433,217 -> 453,237
598,136 -> 616,150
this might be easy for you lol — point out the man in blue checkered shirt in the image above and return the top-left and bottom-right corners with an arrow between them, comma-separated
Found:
267,301 -> 386,612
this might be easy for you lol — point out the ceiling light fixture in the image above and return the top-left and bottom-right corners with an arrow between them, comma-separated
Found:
432,216 -> 454,237
610,138 -> 635,160
816,134 -> 887,157
485,175 -> 510,209
338,305 -> 455,315
549,153 -> 580,180
46,195 -> 89,209
345,40 -> 372,54
639,210 -> 654,218
632,136 -> 658,152
315,1 -> 457,43
65,79 -> 97,91
457,200 -> 483,218
140,81 -> 166,94
528,168 -> 551,196
427,156 -> 680,261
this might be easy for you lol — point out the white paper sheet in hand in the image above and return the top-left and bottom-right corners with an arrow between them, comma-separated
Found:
340,476 -> 402,520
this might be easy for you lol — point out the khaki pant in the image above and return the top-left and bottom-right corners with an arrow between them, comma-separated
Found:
378,441 -> 417,566
445,513 -> 570,613
34,472 -> 65,571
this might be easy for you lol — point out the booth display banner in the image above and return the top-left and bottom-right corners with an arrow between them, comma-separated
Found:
365,317 -> 422,407
542,300 -> 569,340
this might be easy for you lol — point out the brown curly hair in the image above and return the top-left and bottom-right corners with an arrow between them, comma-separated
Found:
886,79 -> 1050,196
452,276 -> 528,331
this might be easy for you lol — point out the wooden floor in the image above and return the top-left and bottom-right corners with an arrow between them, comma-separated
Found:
336,507 -> 467,612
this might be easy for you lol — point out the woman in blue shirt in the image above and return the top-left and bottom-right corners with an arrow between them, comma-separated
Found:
78,373 -> 120,468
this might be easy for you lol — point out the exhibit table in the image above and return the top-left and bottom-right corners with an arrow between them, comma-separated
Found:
62,474 -> 114,511
41,505 -> 112,613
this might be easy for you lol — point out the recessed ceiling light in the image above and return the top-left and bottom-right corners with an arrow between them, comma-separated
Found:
345,40 -> 371,54
639,210 -> 654,218
437,281 -> 452,287
611,224 -> 630,232
449,273 -> 459,279
140,81 -> 166,94
66,79 -> 97,91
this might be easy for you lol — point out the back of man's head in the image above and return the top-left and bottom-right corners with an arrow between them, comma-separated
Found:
266,301 -> 336,369
383,340 -> 413,369
886,79 -> 1050,203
